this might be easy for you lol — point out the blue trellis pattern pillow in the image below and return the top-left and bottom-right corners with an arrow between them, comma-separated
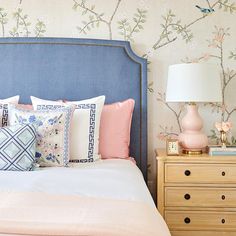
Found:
8,105 -> 74,167
0,123 -> 37,171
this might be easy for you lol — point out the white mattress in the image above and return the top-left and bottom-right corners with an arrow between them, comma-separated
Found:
0,159 -> 155,208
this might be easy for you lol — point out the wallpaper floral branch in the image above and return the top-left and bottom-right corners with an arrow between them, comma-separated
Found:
229,50 -> 236,59
73,0 -> 147,41
73,0 -> 122,39
0,0 -> 235,195
147,0 -> 235,54
0,7 -> 46,37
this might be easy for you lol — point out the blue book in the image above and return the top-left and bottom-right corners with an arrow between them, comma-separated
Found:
210,151 -> 236,156
208,146 -> 236,156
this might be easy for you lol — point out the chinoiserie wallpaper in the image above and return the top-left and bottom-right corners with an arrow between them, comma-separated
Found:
1,0 -> 236,195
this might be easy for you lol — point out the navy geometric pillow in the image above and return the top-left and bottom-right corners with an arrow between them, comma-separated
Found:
0,124 -> 37,171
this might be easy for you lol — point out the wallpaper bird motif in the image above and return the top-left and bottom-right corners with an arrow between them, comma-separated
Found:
0,0 -> 235,195
195,5 -> 215,13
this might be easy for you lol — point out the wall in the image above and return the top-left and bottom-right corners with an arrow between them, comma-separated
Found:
1,0 -> 236,195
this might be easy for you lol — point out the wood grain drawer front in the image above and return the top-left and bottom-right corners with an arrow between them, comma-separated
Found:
165,211 -> 236,231
171,231 -> 236,236
165,187 -> 236,207
165,164 -> 236,183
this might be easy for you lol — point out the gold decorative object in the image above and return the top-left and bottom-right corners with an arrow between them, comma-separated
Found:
215,121 -> 233,148
220,130 -> 227,148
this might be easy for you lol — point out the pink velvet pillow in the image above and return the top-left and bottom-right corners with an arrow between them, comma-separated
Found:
99,99 -> 135,159
17,104 -> 33,110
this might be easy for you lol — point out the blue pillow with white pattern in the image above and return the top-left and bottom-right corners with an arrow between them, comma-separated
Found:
0,124 -> 37,171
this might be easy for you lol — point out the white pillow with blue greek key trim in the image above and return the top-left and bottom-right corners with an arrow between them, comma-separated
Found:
0,96 -> 19,127
9,105 -> 74,167
31,96 -> 105,163
0,123 -> 37,171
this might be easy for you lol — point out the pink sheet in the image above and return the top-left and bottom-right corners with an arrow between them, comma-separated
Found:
0,192 -> 170,236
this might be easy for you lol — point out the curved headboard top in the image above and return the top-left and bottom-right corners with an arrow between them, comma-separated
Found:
0,37 -> 147,180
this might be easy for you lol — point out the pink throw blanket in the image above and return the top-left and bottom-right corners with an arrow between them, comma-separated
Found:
0,192 -> 170,236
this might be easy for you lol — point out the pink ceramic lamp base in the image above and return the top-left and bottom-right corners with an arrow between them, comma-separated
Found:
178,104 -> 208,154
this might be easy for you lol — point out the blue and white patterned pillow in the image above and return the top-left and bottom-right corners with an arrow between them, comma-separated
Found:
31,96 -> 105,163
8,105 -> 74,167
0,123 -> 37,171
0,96 -> 20,127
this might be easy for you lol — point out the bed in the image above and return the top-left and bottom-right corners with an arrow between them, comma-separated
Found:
0,37 -> 170,236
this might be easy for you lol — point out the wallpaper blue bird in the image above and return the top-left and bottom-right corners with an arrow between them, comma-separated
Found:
195,5 -> 215,13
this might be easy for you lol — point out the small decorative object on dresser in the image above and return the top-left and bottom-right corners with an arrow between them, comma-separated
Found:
156,148 -> 236,236
166,63 -> 222,155
166,138 -> 179,156
215,121 -> 233,147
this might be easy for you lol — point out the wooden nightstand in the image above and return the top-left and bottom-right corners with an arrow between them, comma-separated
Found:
156,148 -> 236,236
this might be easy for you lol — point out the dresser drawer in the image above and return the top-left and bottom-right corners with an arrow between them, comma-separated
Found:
165,210 -> 236,231
171,231 -> 236,236
165,187 -> 236,207
165,164 -> 236,183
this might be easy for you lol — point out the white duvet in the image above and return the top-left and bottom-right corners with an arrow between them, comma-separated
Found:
0,159 -> 155,208
0,159 -> 171,236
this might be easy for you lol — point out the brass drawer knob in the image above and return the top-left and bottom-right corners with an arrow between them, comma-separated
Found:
184,217 -> 191,224
184,193 -> 191,200
184,170 -> 191,176
222,219 -> 225,224
222,195 -> 226,200
222,171 -> 226,176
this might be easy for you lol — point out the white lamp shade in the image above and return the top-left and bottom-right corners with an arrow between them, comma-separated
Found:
166,63 -> 222,103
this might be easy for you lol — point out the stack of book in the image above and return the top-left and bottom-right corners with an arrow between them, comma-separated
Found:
208,146 -> 236,156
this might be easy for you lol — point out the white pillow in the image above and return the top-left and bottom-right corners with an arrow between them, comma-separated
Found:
30,96 -> 63,107
31,96 -> 105,163
0,95 -> 20,127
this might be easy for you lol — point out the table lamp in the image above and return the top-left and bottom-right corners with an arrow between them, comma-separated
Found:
166,63 -> 222,154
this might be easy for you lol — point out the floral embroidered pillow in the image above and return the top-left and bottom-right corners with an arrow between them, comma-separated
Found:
31,96 -> 105,163
8,105 -> 74,167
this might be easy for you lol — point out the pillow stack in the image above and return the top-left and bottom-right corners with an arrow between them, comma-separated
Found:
31,95 -> 105,163
31,96 -> 135,162
0,95 -> 135,171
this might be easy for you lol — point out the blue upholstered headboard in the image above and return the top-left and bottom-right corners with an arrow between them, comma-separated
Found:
0,37 -> 147,180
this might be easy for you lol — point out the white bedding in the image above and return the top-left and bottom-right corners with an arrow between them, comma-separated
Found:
0,159 -> 171,236
0,159 -> 155,208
